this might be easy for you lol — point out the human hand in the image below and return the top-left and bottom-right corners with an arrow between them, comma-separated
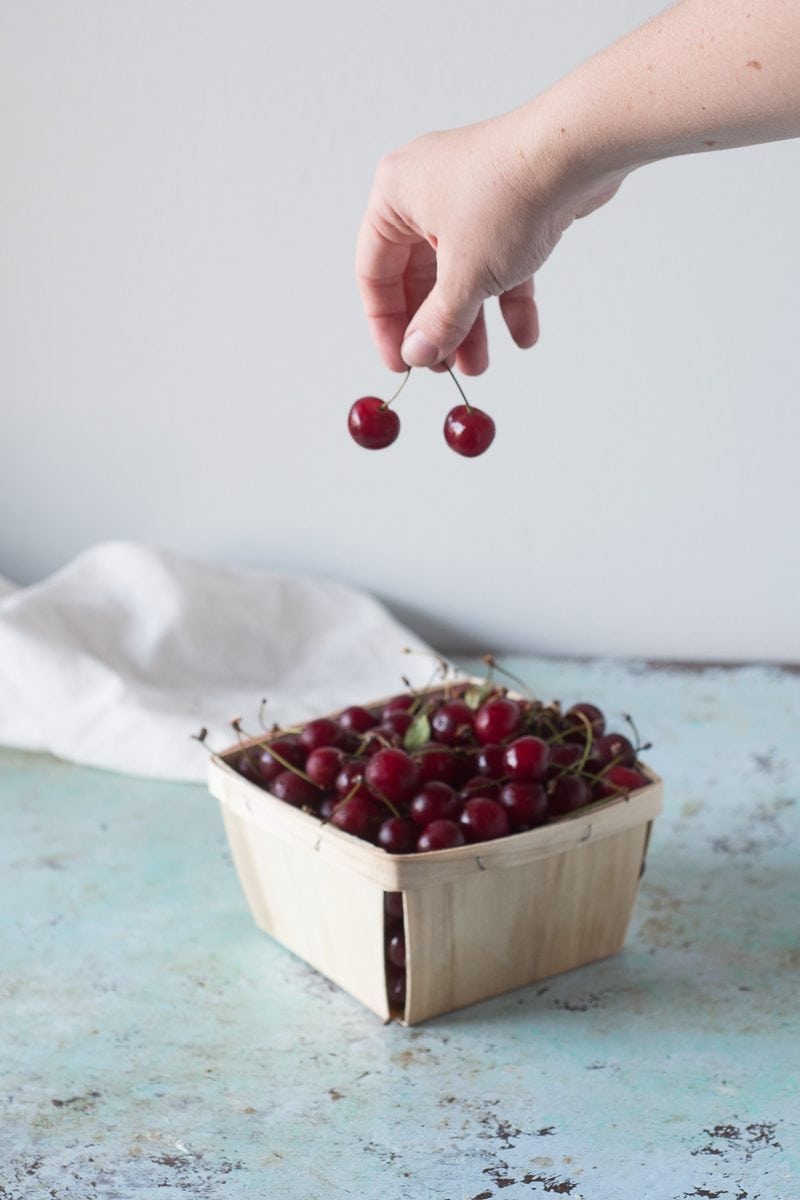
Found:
356,104 -> 623,375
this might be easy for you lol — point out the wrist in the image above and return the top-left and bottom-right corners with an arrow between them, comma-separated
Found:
515,81 -> 645,207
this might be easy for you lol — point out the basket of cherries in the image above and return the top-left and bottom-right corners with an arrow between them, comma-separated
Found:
205,661 -> 662,1025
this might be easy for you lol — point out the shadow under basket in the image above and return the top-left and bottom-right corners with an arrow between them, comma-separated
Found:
208,718 -> 662,1026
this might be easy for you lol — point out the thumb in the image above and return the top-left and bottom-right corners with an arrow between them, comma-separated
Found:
400,269 -> 484,367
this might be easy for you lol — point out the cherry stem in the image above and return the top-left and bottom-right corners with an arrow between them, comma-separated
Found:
325,777 -> 401,824
413,668 -> 448,714
402,647 -> 452,700
381,368 -> 411,410
401,674 -> 429,718
545,721 -> 585,745
371,790 -> 402,820
483,655 -> 536,701
357,728 -> 394,753
445,365 -> 472,413
191,727 -> 221,755
623,712 -> 651,755
317,778 -> 363,832
573,711 -> 594,776
580,753 -> 626,784
230,719 -> 319,787
538,713 -> 563,741
335,778 -> 363,811
547,760 -> 574,782
229,718 -> 246,747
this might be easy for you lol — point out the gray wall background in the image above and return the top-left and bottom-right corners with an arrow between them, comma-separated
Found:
2,0 -> 798,660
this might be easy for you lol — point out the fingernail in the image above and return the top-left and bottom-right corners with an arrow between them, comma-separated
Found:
401,330 -> 439,367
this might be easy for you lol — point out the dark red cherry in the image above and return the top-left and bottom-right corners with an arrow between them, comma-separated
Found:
387,931 -> 406,968
365,748 -> 420,806
384,892 -> 404,920
258,735 -> 306,783
335,760 -> 366,796
548,774 -> 591,816
348,396 -> 400,450
610,765 -> 648,790
564,702 -> 606,740
338,730 -> 362,755
459,776 -> 500,802
547,742 -> 583,776
305,746 -> 346,789
361,728 -> 399,755
382,693 -> 416,717
476,744 -> 506,778
414,745 -> 459,786
377,817 -> 418,854
593,732 -> 636,768
271,771 -> 321,809
444,404 -> 495,457
417,819 -> 466,852
300,718 -> 344,753
431,699 -> 475,747
503,735 -> 550,782
235,751 -> 260,783
452,747 -> 481,786
474,697 -> 522,745
386,964 -> 407,1007
338,705 -> 379,733
409,781 -> 461,826
380,710 -> 414,739
459,797 -> 510,843
594,765 -> 648,800
319,794 -> 338,819
330,795 -> 383,839
498,782 -> 547,830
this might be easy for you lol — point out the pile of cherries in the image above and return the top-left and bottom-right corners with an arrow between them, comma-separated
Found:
348,367 -> 495,458
230,683 -> 651,855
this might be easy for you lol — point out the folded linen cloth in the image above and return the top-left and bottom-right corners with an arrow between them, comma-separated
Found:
0,543 -> 436,781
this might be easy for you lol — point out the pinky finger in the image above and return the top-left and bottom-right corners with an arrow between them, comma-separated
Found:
499,278 -> 539,349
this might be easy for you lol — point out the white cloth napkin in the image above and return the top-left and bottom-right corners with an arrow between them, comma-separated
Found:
0,543 -> 437,781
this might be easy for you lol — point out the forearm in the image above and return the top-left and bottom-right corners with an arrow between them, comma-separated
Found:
531,0 -> 800,180
357,0 -> 800,370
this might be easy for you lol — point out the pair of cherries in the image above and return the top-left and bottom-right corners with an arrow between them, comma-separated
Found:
348,367 -> 495,458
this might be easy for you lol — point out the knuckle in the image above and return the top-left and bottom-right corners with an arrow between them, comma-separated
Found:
430,303 -> 472,343
478,262 -> 506,297
374,150 -> 401,191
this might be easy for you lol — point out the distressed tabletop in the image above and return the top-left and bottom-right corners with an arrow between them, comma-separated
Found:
1,657 -> 798,1200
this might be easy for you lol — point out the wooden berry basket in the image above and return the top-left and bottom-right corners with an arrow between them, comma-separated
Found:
207,687 -> 662,1026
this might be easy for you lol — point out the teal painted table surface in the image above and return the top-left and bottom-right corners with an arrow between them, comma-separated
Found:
2,658 -> 799,1199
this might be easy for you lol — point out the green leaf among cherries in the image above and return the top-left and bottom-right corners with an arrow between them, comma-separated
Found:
463,680 -> 495,711
403,710 -> 431,752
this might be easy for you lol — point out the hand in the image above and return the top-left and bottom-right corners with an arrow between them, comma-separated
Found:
356,104 -> 623,374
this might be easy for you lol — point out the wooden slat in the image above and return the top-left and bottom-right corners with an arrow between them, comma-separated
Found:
402,822 -> 649,1025
220,801 -> 389,1020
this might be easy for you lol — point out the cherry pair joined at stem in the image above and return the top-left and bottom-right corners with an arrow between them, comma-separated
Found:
348,367 -> 495,457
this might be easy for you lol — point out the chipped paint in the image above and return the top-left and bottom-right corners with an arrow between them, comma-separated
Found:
1,658 -> 798,1198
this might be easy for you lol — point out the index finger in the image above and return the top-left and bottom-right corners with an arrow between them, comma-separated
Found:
356,216 -> 414,372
